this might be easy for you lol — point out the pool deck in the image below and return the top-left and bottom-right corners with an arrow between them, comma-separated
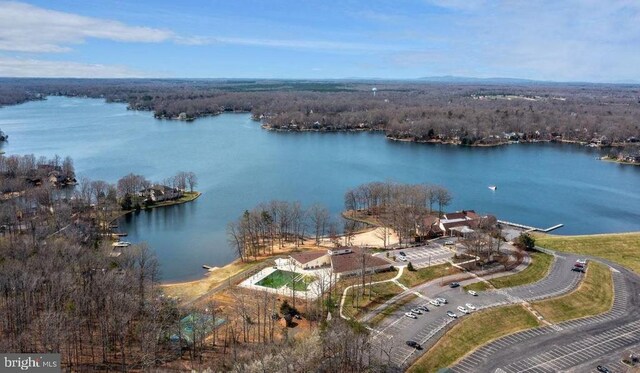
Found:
238,259 -> 332,300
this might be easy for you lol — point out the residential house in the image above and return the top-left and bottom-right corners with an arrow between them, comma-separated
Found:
139,185 -> 183,203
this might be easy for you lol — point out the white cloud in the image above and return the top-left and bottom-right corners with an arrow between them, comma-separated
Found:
0,1 -> 174,53
175,35 -> 396,52
0,56 -> 152,78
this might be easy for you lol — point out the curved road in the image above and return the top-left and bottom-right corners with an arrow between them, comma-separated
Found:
368,250 -> 607,370
451,254 -> 640,373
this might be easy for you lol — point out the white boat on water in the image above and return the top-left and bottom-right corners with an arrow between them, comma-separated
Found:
112,241 -> 132,248
488,185 -> 497,191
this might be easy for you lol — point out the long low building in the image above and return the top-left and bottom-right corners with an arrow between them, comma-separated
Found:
289,247 -> 393,279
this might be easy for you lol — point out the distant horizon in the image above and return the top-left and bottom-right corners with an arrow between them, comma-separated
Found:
0,75 -> 638,86
0,1 -> 638,83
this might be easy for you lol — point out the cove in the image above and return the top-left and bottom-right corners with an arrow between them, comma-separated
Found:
1,96 -> 639,281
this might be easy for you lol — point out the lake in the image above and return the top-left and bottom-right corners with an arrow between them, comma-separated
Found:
1,96 -> 639,281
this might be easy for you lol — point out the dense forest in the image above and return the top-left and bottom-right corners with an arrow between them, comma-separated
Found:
1,78 -> 639,148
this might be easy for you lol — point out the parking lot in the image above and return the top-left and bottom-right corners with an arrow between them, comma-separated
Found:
450,267 -> 638,373
369,252 -> 596,369
492,320 -> 640,373
385,242 -> 456,268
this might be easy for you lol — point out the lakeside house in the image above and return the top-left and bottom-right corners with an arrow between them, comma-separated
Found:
289,247 -> 393,279
139,185 -> 184,203
417,210 -> 494,239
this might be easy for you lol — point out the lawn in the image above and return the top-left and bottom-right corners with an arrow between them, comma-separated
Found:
489,251 -> 553,289
408,305 -> 540,373
398,263 -> 460,288
343,281 -> 404,319
256,270 -> 314,291
463,281 -> 490,292
532,262 -> 613,323
534,232 -> 640,274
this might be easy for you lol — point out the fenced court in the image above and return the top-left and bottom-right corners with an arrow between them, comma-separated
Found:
256,269 -> 314,291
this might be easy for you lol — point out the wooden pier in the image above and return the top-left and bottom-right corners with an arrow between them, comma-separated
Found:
498,220 -> 564,233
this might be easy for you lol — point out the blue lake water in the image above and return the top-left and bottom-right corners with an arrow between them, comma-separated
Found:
1,96 -> 639,281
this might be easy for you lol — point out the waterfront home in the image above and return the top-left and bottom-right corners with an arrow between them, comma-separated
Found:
288,247 -> 393,279
416,210 -> 495,239
139,185 -> 183,203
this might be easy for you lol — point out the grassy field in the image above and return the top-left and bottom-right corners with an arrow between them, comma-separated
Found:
398,263 -> 461,288
462,251 -> 552,292
463,281 -> 491,292
490,251 -> 553,288
534,232 -> 640,274
532,262 -> 613,323
342,281 -> 404,319
408,305 -> 540,373
368,293 -> 418,327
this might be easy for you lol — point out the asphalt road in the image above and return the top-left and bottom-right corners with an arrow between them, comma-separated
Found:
368,250 -> 589,370
450,256 -> 640,373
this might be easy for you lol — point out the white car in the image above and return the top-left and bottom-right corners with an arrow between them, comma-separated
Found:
436,297 -> 447,304
399,256 -> 408,262
465,303 -> 476,310
446,311 -> 457,318
411,308 -> 423,315
457,306 -> 469,314
444,241 -> 454,246
468,290 -> 478,296
576,259 -> 587,265
405,312 -> 417,319
429,299 -> 440,306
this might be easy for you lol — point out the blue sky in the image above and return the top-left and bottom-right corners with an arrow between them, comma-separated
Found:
0,0 -> 638,82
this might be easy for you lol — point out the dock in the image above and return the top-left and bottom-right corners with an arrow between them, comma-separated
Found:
498,220 -> 564,233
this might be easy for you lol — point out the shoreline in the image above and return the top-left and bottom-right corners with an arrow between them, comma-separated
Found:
6,96 -> 637,151
599,156 -> 640,166
107,190 -> 201,226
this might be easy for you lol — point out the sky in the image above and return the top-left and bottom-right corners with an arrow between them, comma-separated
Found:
0,0 -> 638,82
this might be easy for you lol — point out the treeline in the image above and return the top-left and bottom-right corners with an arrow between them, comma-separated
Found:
345,181 -> 451,244
0,152 -> 389,371
227,201 -> 335,261
1,78 -> 639,146
0,153 -> 76,193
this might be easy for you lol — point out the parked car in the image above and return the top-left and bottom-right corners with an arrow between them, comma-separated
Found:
457,306 -> 469,314
465,303 -> 476,310
596,366 -> 611,373
418,305 -> 429,312
411,308 -> 423,315
436,297 -> 447,304
468,290 -> 478,296
444,241 -> 454,245
399,256 -> 408,262
571,267 -> 585,272
405,312 -> 418,319
574,262 -> 585,268
449,282 -> 460,288
446,311 -> 457,318
429,299 -> 440,306
406,340 -> 421,349
399,251 -> 406,256
576,259 -> 587,265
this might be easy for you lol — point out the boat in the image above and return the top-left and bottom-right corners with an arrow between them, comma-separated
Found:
488,185 -> 497,191
111,241 -> 132,248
